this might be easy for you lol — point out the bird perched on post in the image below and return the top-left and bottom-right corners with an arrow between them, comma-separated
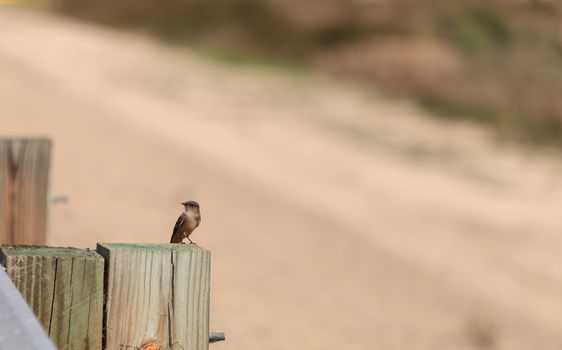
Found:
170,201 -> 201,244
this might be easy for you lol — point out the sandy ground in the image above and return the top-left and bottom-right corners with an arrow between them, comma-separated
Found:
1,6 -> 562,350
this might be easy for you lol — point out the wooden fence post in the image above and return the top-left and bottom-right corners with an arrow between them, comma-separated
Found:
97,243 -> 211,350
0,138 -> 51,244
0,245 -> 104,350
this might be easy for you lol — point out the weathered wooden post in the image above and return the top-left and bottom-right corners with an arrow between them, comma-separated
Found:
0,138 -> 51,244
97,243 -> 211,350
0,245 -> 104,350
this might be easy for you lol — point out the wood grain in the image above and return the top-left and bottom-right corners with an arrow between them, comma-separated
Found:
0,139 -> 51,244
0,245 -> 104,350
97,243 -> 211,350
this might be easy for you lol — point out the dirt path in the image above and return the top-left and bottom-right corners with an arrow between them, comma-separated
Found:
1,6 -> 562,350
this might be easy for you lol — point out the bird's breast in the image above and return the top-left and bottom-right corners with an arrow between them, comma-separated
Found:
184,210 -> 200,233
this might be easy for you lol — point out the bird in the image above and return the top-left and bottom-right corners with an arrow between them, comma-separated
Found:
170,201 -> 201,244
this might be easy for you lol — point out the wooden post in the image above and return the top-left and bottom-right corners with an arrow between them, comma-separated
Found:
97,243 -> 211,350
0,245 -> 104,350
0,138 -> 51,244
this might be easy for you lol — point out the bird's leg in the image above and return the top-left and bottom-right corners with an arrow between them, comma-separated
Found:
187,237 -> 194,244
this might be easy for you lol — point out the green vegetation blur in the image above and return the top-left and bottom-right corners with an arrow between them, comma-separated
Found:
53,0 -> 562,144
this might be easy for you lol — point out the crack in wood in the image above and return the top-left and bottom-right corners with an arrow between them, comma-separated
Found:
47,259 -> 58,336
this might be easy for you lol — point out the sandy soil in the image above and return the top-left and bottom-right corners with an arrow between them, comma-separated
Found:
1,6 -> 562,350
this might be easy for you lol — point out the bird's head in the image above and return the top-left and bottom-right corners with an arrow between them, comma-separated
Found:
181,201 -> 200,211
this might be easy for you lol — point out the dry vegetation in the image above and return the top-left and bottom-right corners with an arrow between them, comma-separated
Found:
52,0 -> 562,144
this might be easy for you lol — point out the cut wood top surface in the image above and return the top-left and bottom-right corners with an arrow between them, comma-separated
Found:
0,245 -> 100,258
97,242 -> 209,252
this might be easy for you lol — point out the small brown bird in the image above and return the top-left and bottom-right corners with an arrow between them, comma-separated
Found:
170,201 -> 201,244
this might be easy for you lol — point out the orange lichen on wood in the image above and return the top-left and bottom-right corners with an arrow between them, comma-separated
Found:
141,341 -> 159,350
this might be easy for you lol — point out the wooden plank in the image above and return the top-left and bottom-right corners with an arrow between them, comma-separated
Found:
0,245 -> 104,350
97,243 -> 211,350
0,138 -> 51,244
0,267 -> 56,350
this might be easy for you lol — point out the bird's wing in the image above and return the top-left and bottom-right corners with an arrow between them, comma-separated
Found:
173,214 -> 185,234
170,213 -> 185,243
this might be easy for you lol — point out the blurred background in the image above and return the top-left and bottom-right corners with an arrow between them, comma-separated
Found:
1,0 -> 562,349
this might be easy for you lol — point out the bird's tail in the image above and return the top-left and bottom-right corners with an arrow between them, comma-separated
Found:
170,231 -> 181,244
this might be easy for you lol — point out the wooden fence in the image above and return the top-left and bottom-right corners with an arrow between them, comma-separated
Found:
0,243 -> 223,350
0,138 -> 224,349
